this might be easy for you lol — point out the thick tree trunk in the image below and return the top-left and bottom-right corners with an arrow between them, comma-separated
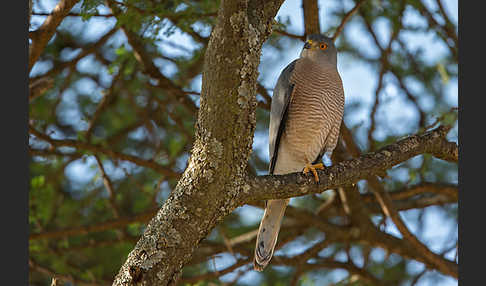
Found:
112,1 -> 284,285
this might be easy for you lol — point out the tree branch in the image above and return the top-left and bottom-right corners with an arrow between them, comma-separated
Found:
29,258 -> 110,286
332,0 -> 367,41
29,125 -> 180,178
29,208 -> 158,241
302,0 -> 320,36
240,126 -> 457,203
29,0 -> 81,73
339,121 -> 458,278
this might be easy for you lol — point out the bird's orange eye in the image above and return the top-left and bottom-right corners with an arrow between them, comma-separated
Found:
319,43 -> 328,50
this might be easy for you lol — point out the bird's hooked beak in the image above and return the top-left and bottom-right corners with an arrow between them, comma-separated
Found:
304,40 -> 313,49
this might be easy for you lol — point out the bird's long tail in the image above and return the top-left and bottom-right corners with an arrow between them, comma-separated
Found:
254,198 -> 289,271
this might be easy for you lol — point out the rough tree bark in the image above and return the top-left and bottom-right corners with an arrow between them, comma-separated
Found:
112,1 -> 285,285
240,126 -> 457,202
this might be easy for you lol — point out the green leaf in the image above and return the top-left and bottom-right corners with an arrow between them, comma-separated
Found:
31,175 -> 45,189
80,0 -> 104,21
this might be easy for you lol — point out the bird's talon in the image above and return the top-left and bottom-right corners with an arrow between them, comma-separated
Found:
303,163 -> 325,182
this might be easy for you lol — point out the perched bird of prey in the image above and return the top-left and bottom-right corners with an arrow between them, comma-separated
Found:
254,34 -> 345,271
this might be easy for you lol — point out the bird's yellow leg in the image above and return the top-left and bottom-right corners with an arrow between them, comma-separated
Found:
303,163 -> 325,182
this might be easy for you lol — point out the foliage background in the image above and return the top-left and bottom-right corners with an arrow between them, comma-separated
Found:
29,0 -> 458,285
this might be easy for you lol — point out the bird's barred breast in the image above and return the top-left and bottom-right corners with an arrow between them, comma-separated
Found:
283,59 -> 344,164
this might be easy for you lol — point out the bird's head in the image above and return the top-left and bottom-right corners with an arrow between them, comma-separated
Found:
300,34 -> 337,66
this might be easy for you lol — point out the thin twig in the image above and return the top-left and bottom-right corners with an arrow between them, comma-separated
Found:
29,208 -> 158,240
332,0 -> 368,41
29,125 -> 180,178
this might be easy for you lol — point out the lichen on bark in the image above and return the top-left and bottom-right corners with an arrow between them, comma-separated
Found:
112,1 -> 285,285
